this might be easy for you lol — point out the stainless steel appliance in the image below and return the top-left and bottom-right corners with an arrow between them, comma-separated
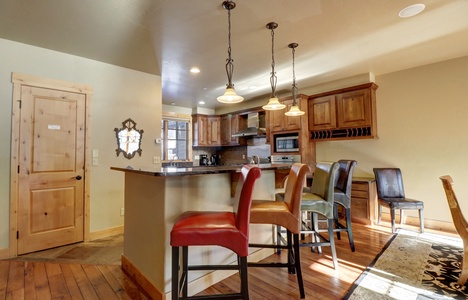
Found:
270,154 -> 301,164
275,135 -> 299,152
199,154 -> 208,166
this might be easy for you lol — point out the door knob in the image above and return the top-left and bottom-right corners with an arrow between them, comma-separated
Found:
75,175 -> 82,180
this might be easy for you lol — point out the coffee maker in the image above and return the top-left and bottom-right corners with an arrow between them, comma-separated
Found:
210,154 -> 220,166
199,154 -> 208,166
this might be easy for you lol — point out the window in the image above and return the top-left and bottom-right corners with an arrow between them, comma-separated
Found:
161,117 -> 190,161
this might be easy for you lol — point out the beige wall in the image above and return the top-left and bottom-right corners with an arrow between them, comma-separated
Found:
0,38 -> 162,249
315,55 -> 468,224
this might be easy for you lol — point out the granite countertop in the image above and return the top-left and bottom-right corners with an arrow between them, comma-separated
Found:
111,163 -> 291,177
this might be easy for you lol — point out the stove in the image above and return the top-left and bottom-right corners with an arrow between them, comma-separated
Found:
270,154 -> 301,164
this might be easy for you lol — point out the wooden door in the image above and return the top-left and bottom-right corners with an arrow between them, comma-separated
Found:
17,85 -> 86,254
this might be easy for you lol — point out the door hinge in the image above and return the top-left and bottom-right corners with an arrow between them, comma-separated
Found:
16,231 -> 19,239
17,100 -> 22,109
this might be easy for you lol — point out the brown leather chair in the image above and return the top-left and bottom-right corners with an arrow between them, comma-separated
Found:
301,162 -> 340,269
333,160 -> 357,251
373,168 -> 424,233
170,165 -> 261,300
440,175 -> 468,286
248,163 -> 310,299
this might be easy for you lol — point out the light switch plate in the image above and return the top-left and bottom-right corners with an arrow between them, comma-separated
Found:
153,156 -> 161,164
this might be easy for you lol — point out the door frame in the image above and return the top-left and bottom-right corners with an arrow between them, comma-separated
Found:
9,73 -> 93,257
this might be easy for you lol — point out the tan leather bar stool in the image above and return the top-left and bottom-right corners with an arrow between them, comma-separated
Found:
170,165 -> 261,300
248,163 -> 310,299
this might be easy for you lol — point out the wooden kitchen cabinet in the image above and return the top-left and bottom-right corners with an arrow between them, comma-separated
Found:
220,114 -> 241,146
268,98 -> 302,132
350,177 -> 377,225
192,114 -> 221,146
192,114 -> 208,146
308,95 -> 336,131
207,116 -> 221,146
308,83 -> 378,141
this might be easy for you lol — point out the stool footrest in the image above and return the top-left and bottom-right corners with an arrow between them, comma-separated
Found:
187,265 -> 241,271
179,293 -> 244,300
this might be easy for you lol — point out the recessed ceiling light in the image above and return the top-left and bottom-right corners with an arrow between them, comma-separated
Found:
190,67 -> 200,74
399,4 -> 425,18
170,102 -> 176,105
249,86 -> 257,90
198,101 -> 205,105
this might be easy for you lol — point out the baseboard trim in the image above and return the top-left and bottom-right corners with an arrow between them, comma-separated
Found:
88,225 -> 124,241
377,212 -> 456,234
121,255 -> 163,300
0,248 -> 10,259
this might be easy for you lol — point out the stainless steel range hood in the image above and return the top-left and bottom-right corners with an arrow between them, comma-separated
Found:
232,112 -> 266,138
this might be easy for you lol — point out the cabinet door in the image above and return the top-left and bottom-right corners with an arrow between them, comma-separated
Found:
308,95 -> 336,130
193,114 -> 208,146
284,99 -> 301,131
220,115 -> 240,145
269,109 -> 285,132
336,88 -> 372,128
207,116 -> 221,146
220,115 -> 231,145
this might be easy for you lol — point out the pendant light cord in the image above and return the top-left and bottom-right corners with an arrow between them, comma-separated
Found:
225,6 -> 234,87
291,45 -> 298,105
270,25 -> 277,98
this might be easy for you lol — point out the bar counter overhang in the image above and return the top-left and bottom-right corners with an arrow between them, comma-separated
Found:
111,164 -> 291,299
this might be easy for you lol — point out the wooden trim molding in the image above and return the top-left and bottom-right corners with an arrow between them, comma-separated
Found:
88,225 -> 124,241
121,255 -> 163,300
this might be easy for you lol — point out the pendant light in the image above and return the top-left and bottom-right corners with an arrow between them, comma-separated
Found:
285,43 -> 305,116
262,22 -> 286,111
217,1 -> 244,104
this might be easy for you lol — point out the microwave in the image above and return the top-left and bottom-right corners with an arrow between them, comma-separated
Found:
275,135 -> 299,152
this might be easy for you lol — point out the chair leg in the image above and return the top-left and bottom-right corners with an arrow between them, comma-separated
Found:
333,204 -> 341,240
286,230 -> 295,274
419,208 -> 424,233
276,225 -> 282,254
345,208 -> 355,252
390,209 -> 396,233
400,209 -> 404,225
327,218 -> 338,270
312,212 -> 322,254
172,246 -> 180,300
378,205 -> 382,224
182,246 -> 189,297
293,234 -> 305,299
239,256 -> 250,300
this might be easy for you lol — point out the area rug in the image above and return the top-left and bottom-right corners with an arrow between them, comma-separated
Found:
344,229 -> 467,299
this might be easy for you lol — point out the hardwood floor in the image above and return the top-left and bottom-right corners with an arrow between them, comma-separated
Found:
197,223 -> 394,299
0,223 -> 397,299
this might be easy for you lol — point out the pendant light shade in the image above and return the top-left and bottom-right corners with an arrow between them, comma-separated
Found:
285,43 -> 305,116
262,22 -> 285,111
217,1 -> 244,104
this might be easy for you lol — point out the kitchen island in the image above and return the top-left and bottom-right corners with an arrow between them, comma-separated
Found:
111,164 -> 292,299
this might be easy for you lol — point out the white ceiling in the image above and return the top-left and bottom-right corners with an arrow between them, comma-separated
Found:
1,0 -> 468,109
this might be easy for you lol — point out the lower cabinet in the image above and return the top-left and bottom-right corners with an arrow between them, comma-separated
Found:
350,178 -> 377,225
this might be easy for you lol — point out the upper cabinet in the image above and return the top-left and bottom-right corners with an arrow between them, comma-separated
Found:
220,114 -> 245,146
308,83 -> 378,141
193,114 -> 221,146
268,98 -> 303,132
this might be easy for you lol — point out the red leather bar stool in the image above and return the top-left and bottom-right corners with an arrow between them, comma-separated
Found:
170,165 -> 261,300
248,163 -> 310,299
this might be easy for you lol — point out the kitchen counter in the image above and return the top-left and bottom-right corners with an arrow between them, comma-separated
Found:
112,163 -> 289,299
111,163 -> 291,177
